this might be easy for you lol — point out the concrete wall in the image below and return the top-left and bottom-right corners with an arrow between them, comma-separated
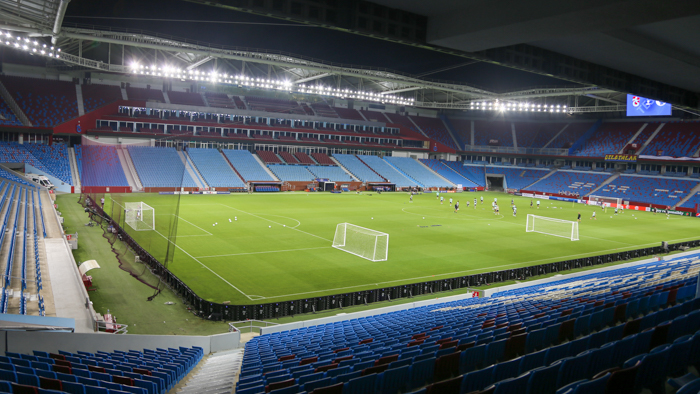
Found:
260,291 -> 477,335
0,314 -> 75,330
0,330 -> 239,355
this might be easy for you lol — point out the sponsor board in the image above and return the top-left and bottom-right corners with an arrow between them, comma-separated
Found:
604,154 -> 638,162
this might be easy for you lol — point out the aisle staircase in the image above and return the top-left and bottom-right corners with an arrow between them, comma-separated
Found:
177,349 -> 242,394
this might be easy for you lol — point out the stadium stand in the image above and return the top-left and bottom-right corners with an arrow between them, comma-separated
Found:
305,165 -> 353,182
223,150 -> 275,181
384,113 -> 416,130
81,84 -> 122,113
75,145 -> 129,187
419,159 -> 478,187
483,166 -> 549,190
409,116 -> 458,150
442,162 -> 486,186
246,96 -> 304,115
24,143 -> 72,185
547,122 -> 594,149
237,252 -> 700,394
0,345 -> 203,394
279,151 -> 300,164
629,123 -> 658,149
294,152 -> 316,165
640,122 -> 700,158
310,152 -> 334,166
359,110 -> 390,123
515,122 -> 568,148
167,91 -> 206,107
474,120 -> 514,147
125,86 -> 164,102
333,154 -> 385,182
596,175 -> 699,206
0,76 -> 78,127
680,192 -> 700,209
449,118 -> 472,148
268,164 -> 314,181
127,146 -> 197,187
0,96 -> 21,126
256,150 -> 283,164
333,107 -> 365,121
357,155 -> 418,187
186,148 -> 246,188
384,156 -> 452,188
0,142 -> 54,179
527,171 -> 610,196
310,102 -> 338,118
572,122 -> 643,157
204,92 -> 237,109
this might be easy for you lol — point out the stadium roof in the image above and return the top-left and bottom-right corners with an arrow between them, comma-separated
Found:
0,0 -> 697,115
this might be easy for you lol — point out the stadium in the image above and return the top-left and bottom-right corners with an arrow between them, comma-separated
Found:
0,0 -> 699,393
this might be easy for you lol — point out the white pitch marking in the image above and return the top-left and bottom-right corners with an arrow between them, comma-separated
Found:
196,246 -> 332,259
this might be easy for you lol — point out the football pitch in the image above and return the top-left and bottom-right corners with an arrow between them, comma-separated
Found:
103,191 -> 699,305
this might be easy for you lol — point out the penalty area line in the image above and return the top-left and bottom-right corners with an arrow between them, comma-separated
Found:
196,246 -> 333,259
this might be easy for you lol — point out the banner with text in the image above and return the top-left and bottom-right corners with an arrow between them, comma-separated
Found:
605,154 -> 638,162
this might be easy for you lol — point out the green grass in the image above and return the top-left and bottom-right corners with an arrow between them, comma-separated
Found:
57,194 -> 231,335
96,191 -> 699,306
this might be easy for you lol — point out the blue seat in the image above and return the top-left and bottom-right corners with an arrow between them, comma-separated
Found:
624,344 -> 670,394
133,378 -> 158,394
544,324 -> 561,348
0,381 -> 9,393
408,358 -> 434,389
460,366 -> 494,394
574,315 -> 591,338
485,339 -> 507,366
545,343 -> 570,366
525,329 -> 546,353
611,335 -> 635,367
16,372 -> 40,387
493,371 -> 531,394
587,343 -> 615,377
344,373 -> 377,394
519,349 -> 546,374
377,365 -> 409,394
572,373 -> 610,394
677,378 -> 700,394
667,336 -> 692,377
632,329 -> 653,356
332,371 -> 360,385
492,356 -> 521,382
300,377 -> 332,393
459,345 -> 485,374
567,337 -> 588,357
120,387 -> 147,394
269,384 -> 299,394
85,386 -> 109,394
555,352 -> 591,388
626,299 -> 640,319
586,330 -> 606,350
526,364 -> 559,394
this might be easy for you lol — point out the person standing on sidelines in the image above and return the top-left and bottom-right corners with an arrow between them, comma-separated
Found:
530,199 -> 533,208
100,197 -> 105,210
537,200 -> 540,209
577,212 -> 581,222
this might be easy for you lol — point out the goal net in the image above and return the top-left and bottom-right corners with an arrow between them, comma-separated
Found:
588,195 -> 622,207
526,214 -> 579,241
333,223 -> 389,261
125,202 -> 155,231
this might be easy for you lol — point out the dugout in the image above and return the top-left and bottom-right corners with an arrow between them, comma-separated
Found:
486,174 -> 505,192
248,181 -> 283,192
316,179 -> 335,191
367,182 -> 396,192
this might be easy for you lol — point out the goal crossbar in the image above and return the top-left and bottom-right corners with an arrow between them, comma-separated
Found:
526,214 -> 579,241
333,223 -> 389,261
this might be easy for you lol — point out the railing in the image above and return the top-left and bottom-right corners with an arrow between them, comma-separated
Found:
95,320 -> 129,334
228,320 -> 279,334
463,145 -> 569,156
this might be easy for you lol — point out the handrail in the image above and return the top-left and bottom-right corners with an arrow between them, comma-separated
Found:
19,188 -> 27,314
5,188 -> 21,289
227,320 -> 279,334
38,188 -> 46,238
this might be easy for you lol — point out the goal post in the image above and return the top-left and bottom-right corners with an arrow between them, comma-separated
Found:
588,195 -> 622,207
125,202 -> 155,231
526,214 -> 579,241
333,223 -> 389,261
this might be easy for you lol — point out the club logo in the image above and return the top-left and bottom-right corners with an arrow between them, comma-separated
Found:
632,96 -> 640,107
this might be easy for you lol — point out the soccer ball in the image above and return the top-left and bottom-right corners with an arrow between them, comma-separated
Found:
269,226 -> 271,228
283,225 -> 286,227
371,217 -> 374,219
229,219 -> 231,222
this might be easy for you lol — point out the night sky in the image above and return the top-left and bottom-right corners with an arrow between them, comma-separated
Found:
64,0 -> 574,92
